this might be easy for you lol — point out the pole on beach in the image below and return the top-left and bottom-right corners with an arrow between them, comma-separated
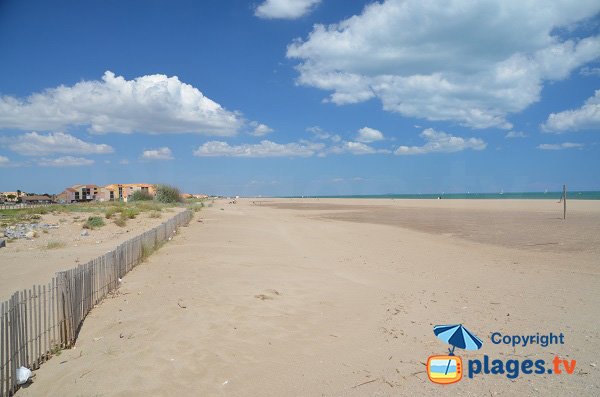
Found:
563,184 -> 567,220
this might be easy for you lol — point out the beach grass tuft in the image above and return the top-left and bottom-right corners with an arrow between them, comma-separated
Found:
46,241 -> 66,249
83,216 -> 105,229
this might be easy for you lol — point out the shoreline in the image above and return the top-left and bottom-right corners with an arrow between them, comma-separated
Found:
250,191 -> 600,200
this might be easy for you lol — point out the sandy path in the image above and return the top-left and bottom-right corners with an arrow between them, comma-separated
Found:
18,200 -> 600,396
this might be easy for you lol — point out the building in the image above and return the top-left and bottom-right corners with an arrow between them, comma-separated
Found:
21,195 -> 53,204
60,183 -> 155,203
103,184 -> 155,202
0,191 -> 26,203
60,184 -> 101,203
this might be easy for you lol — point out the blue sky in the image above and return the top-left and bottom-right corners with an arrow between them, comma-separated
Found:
0,0 -> 599,196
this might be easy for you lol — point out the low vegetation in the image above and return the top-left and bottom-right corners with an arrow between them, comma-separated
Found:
154,184 -> 183,204
130,190 -> 154,201
46,241 -> 66,249
83,216 -> 105,229
0,185 -> 195,230
149,210 -> 161,218
140,240 -> 166,263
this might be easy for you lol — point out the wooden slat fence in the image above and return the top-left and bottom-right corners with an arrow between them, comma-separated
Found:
0,209 -> 192,396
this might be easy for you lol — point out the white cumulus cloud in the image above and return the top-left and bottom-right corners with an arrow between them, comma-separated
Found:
542,90 -> 600,133
0,155 -> 10,166
505,131 -> 528,138
0,71 -> 244,135
5,132 -> 114,156
250,122 -> 274,136
307,126 -> 341,142
395,128 -> 486,155
193,140 -> 324,158
141,147 -> 174,160
537,142 -> 584,150
37,156 -> 94,167
580,66 -> 600,76
356,127 -> 384,142
255,0 -> 321,19
329,141 -> 390,155
287,0 -> 600,129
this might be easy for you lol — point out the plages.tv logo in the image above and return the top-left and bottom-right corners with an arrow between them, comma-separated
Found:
427,324 -> 483,384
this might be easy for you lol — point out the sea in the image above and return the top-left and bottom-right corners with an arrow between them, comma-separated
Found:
288,191 -> 600,200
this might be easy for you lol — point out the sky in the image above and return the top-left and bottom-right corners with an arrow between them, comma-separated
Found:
0,0 -> 599,196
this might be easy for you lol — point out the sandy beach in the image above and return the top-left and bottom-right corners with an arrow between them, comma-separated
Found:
15,198 -> 600,396
0,208 -> 186,301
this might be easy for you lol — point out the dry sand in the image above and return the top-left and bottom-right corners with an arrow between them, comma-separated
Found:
0,208 -> 185,301
16,199 -> 600,396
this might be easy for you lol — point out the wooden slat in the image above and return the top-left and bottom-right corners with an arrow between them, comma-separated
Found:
10,295 -> 16,395
37,285 -> 42,364
1,301 -> 5,397
28,290 -> 33,368
43,283 -> 48,362
51,278 -> 55,354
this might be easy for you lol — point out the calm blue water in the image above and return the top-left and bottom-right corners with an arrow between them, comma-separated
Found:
287,191 -> 600,200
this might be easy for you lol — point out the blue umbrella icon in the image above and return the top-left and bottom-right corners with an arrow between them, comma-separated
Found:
433,324 -> 483,375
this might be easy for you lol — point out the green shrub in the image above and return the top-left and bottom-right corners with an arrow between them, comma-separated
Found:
122,207 -> 140,219
105,206 -> 120,219
46,241 -> 66,249
140,243 -> 155,262
154,184 -> 183,204
83,216 -> 105,229
130,190 -> 154,201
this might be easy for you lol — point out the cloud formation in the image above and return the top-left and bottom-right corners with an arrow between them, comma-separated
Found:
356,127 -> 384,143
542,90 -> 600,133
537,142 -> 584,150
505,131 -> 528,138
287,0 -> 600,129
307,126 -> 341,142
37,156 -> 94,167
255,0 -> 320,19
580,66 -> 600,77
329,141 -> 389,155
0,155 -> 9,166
141,147 -> 174,160
250,122 -> 274,136
0,71 -> 244,135
395,128 -> 486,155
5,132 -> 113,156
193,140 -> 324,157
